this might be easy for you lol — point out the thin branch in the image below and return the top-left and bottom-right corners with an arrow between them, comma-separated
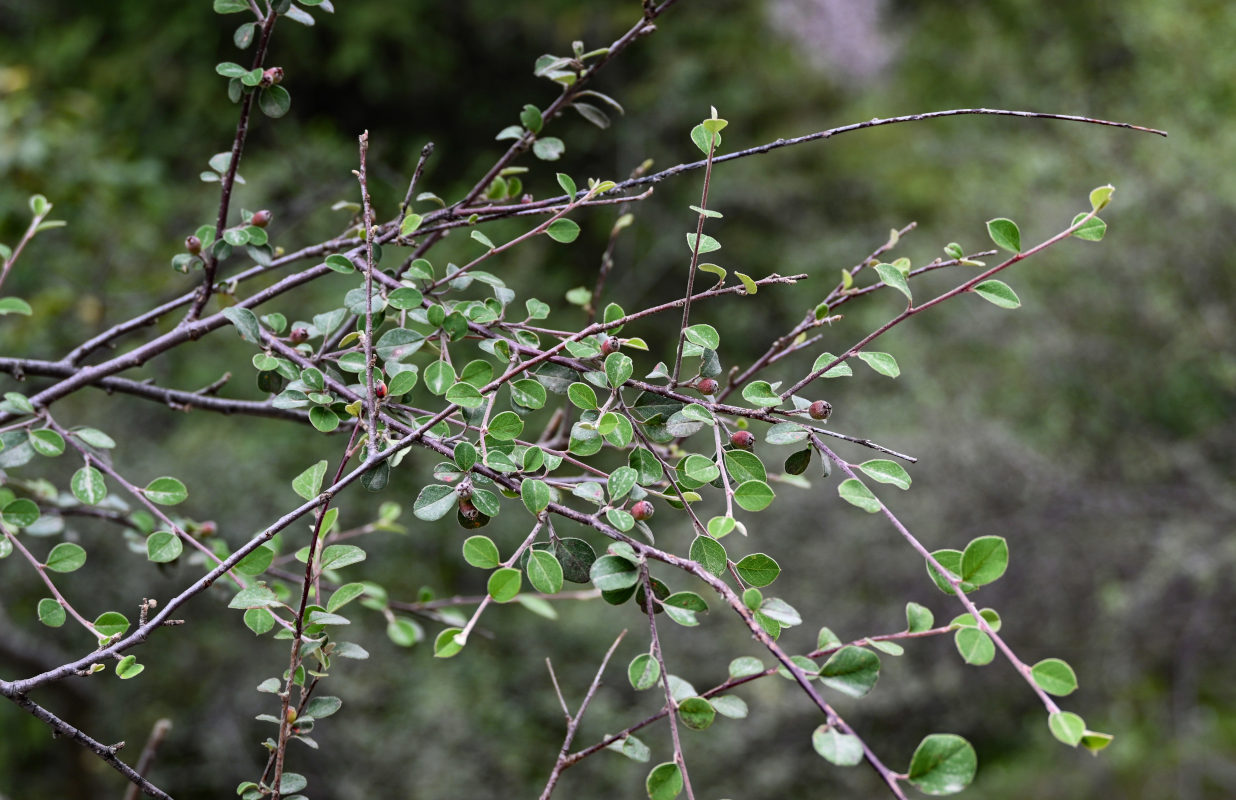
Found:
643,567 -> 696,800
356,131 -> 381,459
122,718 -> 173,800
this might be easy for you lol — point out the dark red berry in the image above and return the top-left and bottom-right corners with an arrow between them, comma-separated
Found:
730,430 -> 755,450
289,327 -> 310,344
600,336 -> 621,356
630,500 -> 654,521
695,377 -> 718,395
808,400 -> 832,421
185,235 -> 202,255
373,380 -> 387,399
457,498 -> 490,529
250,209 -> 272,228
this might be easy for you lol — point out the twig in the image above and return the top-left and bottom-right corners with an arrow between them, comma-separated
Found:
122,718 -> 172,800
642,567 -> 696,800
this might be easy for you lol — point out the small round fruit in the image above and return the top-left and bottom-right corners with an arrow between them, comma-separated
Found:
457,498 -> 490,529
630,500 -> 654,521
808,400 -> 832,421
185,235 -> 202,255
373,380 -> 387,399
599,336 -> 621,356
289,327 -> 310,344
695,377 -> 718,395
262,67 -> 284,86
730,430 -> 755,450
250,209 -> 272,227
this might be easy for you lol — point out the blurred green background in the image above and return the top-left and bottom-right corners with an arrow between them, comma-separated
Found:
1,0 -> 1233,797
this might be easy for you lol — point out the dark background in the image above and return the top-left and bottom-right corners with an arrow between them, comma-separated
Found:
1,1 -> 1233,798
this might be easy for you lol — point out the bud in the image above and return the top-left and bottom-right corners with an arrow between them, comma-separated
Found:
730,430 -> 755,450
808,400 -> 832,421
185,235 -> 202,255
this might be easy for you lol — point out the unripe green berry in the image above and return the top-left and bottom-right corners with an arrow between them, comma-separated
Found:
809,400 -> 832,420
630,500 -> 654,521
730,430 -> 755,449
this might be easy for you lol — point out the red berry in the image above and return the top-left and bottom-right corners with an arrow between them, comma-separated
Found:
373,380 -> 387,399
185,235 -> 202,255
630,500 -> 654,521
262,67 -> 284,86
289,327 -> 310,344
695,377 -> 718,395
730,430 -> 755,449
600,336 -> 621,356
250,209 -> 272,228
808,400 -> 832,420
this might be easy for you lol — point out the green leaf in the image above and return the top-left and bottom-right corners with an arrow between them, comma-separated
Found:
399,213 -> 423,237
520,104 -> 543,133
221,306 -> 262,344
960,535 -> 1009,586
678,697 -> 715,731
690,535 -> 727,576
856,351 -> 900,378
228,585 -> 280,610
213,0 -> 249,12
546,219 -> 580,243
567,382 -> 598,410
1070,212 -> 1107,241
1089,184 -> 1114,211
685,233 -> 721,254
324,254 -> 355,273
733,480 -> 775,512
608,466 -> 638,502
532,137 -> 565,161
236,545 -> 274,576
487,567 -> 522,602
906,602 -> 935,633
28,429 -> 65,457
605,351 -> 633,387
812,725 -> 864,766
445,381 -> 485,409
973,279 -> 1021,309
45,542 -> 86,573
258,85 -> 291,118
858,460 -> 911,490
115,655 -> 144,680
646,762 -> 683,800
811,352 -> 853,378
2,498 -> 40,528
628,653 -> 660,690
292,460 -> 327,501
413,484 -> 457,521
590,554 -> 639,591
143,476 -> 188,505
37,598 -> 66,627
735,553 -> 780,587
0,297 -> 33,315
555,538 -> 596,584
954,628 -> 995,665
320,544 -> 366,571
907,734 -> 977,795
819,646 -> 880,698
986,217 -> 1022,253
735,271 -> 758,294
71,428 -> 115,449
93,611 -> 130,638
327,583 -> 368,612
723,450 -> 766,483
682,323 -> 719,350
1080,730 -> 1114,754
741,380 -> 782,408
556,172 -> 576,197
875,263 -> 912,303
510,378 -> 547,409
387,617 -> 424,647
1031,658 -> 1078,696
525,550 -> 564,594
837,478 -> 881,513
71,466 -> 107,505
927,549 -> 978,594
690,123 -> 722,155
487,411 -> 524,441
697,262 -> 726,283
146,531 -> 183,563
520,478 -> 550,515
1049,711 -> 1086,746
